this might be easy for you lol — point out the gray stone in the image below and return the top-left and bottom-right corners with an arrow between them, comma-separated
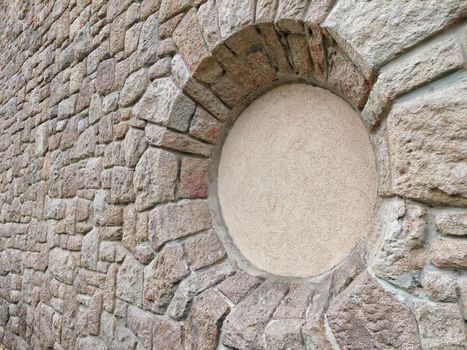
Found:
222,281 -> 289,349
75,336 -> 108,350
82,229 -> 101,270
49,248 -> 75,284
372,198 -> 427,289
265,319 -> 304,350
436,211 -> 467,237
185,289 -> 230,350
148,199 -> 212,249
137,13 -> 160,66
324,0 -> 467,75
326,272 -> 421,350
388,81 -> 467,207
183,230 -> 226,270
133,147 -> 178,211
143,243 -> 189,313
119,68 -> 148,107
414,300 -> 466,349
216,0 -> 255,39
217,271 -> 263,304
167,262 -> 233,319
116,255 -> 143,306
133,78 -> 195,132
110,167 -> 135,204
273,282 -> 314,320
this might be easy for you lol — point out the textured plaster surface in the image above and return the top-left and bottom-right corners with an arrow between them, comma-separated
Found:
218,84 -> 377,276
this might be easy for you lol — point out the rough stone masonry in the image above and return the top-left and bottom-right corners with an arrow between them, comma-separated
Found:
0,0 -> 466,349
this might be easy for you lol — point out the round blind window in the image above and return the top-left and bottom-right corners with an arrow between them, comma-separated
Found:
217,84 -> 377,277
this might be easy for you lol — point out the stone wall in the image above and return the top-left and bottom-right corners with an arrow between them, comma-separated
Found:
0,0 -> 466,349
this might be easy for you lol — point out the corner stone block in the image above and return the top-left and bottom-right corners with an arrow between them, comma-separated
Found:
388,80 -> 467,207
133,77 -> 196,132
148,199 -> 212,249
326,272 -> 421,350
216,0 -> 255,39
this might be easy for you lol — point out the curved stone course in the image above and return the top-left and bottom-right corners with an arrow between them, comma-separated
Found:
0,0 -> 466,349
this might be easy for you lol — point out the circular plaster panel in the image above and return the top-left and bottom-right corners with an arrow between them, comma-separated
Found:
217,84 -> 377,277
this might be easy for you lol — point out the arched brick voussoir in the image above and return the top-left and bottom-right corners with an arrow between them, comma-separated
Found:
172,9 -> 373,120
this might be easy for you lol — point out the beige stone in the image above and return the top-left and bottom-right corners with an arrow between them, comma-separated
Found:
218,84 -> 377,277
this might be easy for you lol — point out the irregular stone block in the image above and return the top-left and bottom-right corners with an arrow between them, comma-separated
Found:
96,59 -> 116,95
222,281 -> 289,349
143,243 -> 189,313
116,255 -> 143,306
197,0 -> 221,50
217,0 -> 255,39
145,124 -> 213,157
435,211 -> 467,237
414,300 -> 466,349
217,271 -> 263,304
148,199 -> 212,248
75,336 -> 107,350
189,106 -> 222,145
119,68 -> 148,107
326,272 -> 421,350
182,230 -> 226,270
137,13 -> 160,66
185,289 -> 230,350
265,319 -> 304,350
123,127 -> 147,168
133,147 -> 178,211
172,9 -> 223,84
82,229 -> 101,270
49,248 -> 75,284
421,270 -> 458,302
110,167 -> 135,204
324,0 -> 467,75
273,282 -> 315,320
372,198 -> 427,289
388,81 -> 467,207
167,262 -> 233,319
133,77 -> 195,132
430,238 -> 467,268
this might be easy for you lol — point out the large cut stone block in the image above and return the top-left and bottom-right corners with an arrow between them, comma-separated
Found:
388,81 -> 467,206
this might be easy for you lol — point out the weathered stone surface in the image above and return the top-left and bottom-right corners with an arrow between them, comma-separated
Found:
183,230 -> 226,270
436,211 -> 467,237
133,78 -> 195,132
363,36 -> 464,128
388,81 -> 467,207
197,0 -> 221,50
148,199 -> 212,249
189,106 -> 222,144
327,272 -> 421,350
143,243 -> 189,313
167,262 -> 233,319
414,300 -> 466,350
116,255 -> 143,305
372,198 -> 427,289
96,59 -> 116,95
123,127 -> 147,168
133,147 -> 178,211
49,248 -> 75,284
137,13 -> 160,66
430,238 -> 467,268
127,305 -> 182,350
265,319 -> 304,350
110,167 -> 135,204
75,336 -> 108,350
324,0 -> 467,74
273,283 -> 314,320
222,281 -> 289,349
217,271 -> 263,304
422,270 -> 458,302
145,124 -> 213,157
160,0 -> 195,22
302,316 -> 333,350
179,157 -> 210,199
185,289 -> 230,350
327,47 -> 370,109
119,68 -> 148,107
172,9 -> 223,84
217,0 -> 255,39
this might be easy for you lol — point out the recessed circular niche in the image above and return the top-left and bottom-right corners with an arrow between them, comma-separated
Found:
217,84 -> 377,277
